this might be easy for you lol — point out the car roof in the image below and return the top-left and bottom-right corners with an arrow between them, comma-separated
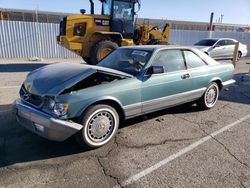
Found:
117,45 -> 219,66
201,38 -> 237,41
119,45 -> 198,51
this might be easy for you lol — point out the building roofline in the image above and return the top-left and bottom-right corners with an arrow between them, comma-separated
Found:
138,18 -> 249,27
0,7 -> 75,16
1,7 -> 249,27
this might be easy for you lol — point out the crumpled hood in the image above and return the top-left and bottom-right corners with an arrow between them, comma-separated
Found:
23,63 -> 132,96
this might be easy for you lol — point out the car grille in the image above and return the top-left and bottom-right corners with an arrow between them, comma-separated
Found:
20,85 -> 43,107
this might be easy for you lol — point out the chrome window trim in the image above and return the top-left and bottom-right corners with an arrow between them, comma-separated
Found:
144,69 -> 190,77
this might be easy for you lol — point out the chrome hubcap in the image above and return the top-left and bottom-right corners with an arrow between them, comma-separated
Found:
205,86 -> 217,106
88,111 -> 114,142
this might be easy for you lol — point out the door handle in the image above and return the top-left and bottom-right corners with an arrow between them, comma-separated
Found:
181,73 -> 190,79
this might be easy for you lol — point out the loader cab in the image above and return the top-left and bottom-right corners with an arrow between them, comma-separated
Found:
101,0 -> 136,39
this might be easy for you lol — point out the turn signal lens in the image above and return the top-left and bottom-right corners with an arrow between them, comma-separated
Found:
52,103 -> 69,116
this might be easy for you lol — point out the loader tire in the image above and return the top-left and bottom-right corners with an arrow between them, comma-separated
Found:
90,40 -> 118,65
82,57 -> 90,64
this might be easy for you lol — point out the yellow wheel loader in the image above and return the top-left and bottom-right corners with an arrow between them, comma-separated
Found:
57,0 -> 170,64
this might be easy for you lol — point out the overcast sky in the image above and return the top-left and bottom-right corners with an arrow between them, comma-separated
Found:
0,0 -> 250,25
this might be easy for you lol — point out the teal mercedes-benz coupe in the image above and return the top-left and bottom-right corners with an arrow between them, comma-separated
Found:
14,45 -> 235,148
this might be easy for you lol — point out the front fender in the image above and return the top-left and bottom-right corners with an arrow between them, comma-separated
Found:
75,96 -> 124,118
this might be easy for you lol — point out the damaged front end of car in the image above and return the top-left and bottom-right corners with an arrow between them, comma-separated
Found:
13,63 -> 132,141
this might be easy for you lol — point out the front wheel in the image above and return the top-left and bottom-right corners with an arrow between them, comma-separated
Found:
75,104 -> 119,148
197,82 -> 219,110
90,40 -> 119,65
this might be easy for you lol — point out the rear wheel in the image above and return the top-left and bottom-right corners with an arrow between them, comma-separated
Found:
90,40 -> 119,65
197,82 -> 219,110
75,104 -> 119,148
237,51 -> 242,61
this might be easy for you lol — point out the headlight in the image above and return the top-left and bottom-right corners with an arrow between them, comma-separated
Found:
52,103 -> 69,116
48,99 -> 56,109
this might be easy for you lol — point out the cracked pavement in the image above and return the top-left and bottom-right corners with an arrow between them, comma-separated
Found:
0,58 -> 250,188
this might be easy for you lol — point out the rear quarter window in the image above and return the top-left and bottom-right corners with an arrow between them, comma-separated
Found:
226,40 -> 236,45
192,48 -> 218,65
184,50 -> 207,69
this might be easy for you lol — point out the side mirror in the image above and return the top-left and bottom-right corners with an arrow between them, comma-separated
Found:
147,66 -> 164,75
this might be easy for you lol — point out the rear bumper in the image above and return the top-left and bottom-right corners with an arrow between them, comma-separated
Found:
222,79 -> 236,88
241,49 -> 247,57
13,100 -> 83,142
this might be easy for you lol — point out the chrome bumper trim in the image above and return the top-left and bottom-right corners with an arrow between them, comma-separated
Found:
222,79 -> 236,88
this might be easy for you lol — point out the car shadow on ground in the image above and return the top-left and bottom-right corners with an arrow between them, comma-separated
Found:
0,63 -> 48,72
122,102 -> 199,129
0,103 -> 199,168
219,73 -> 250,105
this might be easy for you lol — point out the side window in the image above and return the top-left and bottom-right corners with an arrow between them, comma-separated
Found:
184,50 -> 206,69
73,23 -> 86,36
113,1 -> 133,20
103,0 -> 112,15
153,50 -> 186,72
227,40 -> 236,45
217,40 -> 226,46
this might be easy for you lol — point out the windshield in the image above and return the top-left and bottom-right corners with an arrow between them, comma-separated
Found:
98,48 -> 153,76
102,0 -> 112,15
194,39 -> 218,46
113,1 -> 133,20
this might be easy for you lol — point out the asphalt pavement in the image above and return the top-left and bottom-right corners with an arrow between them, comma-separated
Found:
0,58 -> 250,188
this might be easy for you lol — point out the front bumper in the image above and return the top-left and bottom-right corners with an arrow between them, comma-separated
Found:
13,100 -> 83,142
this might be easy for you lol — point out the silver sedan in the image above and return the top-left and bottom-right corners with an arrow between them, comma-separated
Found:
194,38 -> 248,60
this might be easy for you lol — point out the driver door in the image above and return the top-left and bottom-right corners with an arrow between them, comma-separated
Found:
141,49 -> 193,113
210,39 -> 227,59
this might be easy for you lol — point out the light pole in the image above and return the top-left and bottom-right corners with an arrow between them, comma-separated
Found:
220,14 -> 224,23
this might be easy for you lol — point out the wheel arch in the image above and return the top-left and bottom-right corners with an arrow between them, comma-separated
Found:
238,50 -> 242,57
209,78 -> 223,90
92,31 -> 123,43
76,97 -> 126,122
